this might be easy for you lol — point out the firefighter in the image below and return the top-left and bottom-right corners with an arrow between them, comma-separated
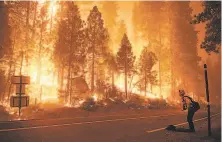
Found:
179,90 -> 200,132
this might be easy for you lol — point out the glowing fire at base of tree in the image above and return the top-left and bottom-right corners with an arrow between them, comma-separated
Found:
11,48 -> 59,105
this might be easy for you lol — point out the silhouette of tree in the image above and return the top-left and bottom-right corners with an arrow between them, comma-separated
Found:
55,2 -> 86,103
116,33 -> 135,99
139,47 -> 157,96
86,6 -> 109,92
191,1 -> 221,53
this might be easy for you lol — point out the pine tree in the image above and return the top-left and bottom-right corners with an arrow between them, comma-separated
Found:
86,6 -> 109,92
132,1 -> 168,97
55,2 -> 85,103
116,33 -> 135,99
139,47 -> 157,96
191,1 -> 221,53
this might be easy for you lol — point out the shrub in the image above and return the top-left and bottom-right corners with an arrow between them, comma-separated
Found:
81,97 -> 97,111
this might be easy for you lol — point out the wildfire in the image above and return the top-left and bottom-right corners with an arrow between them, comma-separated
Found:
11,1 -> 60,104
115,74 -> 163,100
5,2 -> 185,108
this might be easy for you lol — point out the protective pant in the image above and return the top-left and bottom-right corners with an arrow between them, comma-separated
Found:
187,109 -> 195,131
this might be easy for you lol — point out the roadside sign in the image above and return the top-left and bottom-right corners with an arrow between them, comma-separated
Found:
15,84 -> 26,94
10,75 -> 30,116
10,96 -> 29,107
11,76 -> 30,84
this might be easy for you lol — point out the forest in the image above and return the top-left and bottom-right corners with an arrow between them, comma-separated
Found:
0,1 -> 220,109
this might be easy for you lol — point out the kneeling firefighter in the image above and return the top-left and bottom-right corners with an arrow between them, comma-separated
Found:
179,90 -> 200,132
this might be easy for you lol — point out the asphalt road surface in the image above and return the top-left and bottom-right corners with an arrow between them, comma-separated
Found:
0,110 -> 220,142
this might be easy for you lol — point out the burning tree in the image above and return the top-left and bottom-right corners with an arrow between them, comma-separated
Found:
116,33 -> 135,99
55,2 -> 86,104
138,47 -> 158,96
86,6 -> 109,92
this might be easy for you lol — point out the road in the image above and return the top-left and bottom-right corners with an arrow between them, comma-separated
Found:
0,110 -> 220,142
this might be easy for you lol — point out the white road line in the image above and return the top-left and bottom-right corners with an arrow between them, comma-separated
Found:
146,113 -> 220,134
0,112 -> 184,124
0,113 -> 181,132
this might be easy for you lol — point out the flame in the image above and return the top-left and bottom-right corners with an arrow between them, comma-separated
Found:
11,1 -> 60,104
7,2 -> 185,108
49,0 -> 58,17
41,95 -> 58,102
114,74 -> 164,100
92,94 -> 98,102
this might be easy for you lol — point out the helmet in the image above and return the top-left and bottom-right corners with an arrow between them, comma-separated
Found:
179,89 -> 185,96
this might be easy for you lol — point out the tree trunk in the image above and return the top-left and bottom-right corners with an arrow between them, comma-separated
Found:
170,32 -> 175,97
112,71 -> 114,89
25,1 -> 30,69
67,54 -> 71,103
111,70 -> 114,96
124,42 -> 128,99
125,68 -> 127,99
61,65 -> 64,90
8,67 -> 15,101
4,29 -> 16,99
151,84 -> 153,93
91,45 -> 95,92
68,14 -> 74,104
37,20 -> 43,85
69,68 -> 72,104
158,24 -> 162,97
32,1 -> 37,39
144,70 -> 147,96
4,56 -> 12,99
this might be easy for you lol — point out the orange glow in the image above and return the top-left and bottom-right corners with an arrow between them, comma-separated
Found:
5,1 -> 208,109
92,93 -> 98,102
11,1 -> 60,104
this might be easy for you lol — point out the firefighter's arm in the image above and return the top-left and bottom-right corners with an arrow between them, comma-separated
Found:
184,96 -> 193,102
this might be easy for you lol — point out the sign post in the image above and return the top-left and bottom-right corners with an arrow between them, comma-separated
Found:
204,64 -> 211,136
11,76 -> 30,116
